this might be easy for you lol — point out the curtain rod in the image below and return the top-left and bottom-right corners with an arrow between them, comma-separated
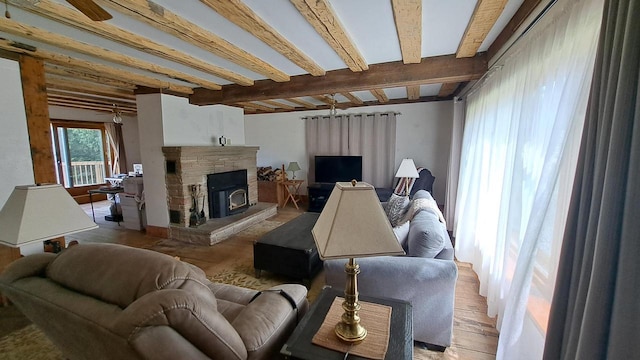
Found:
300,111 -> 401,120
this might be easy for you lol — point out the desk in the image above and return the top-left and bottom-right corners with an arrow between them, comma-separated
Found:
281,180 -> 304,209
88,187 -> 124,223
281,287 -> 413,360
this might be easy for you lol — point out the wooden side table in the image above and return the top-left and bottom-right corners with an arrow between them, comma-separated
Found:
281,286 -> 413,360
281,179 -> 304,209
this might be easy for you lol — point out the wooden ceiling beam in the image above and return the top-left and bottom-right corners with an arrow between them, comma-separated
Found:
200,0 -> 325,77
0,39 -> 194,94
0,18 -> 221,90
406,85 -> 420,100
99,0 -> 289,82
46,78 -> 136,99
285,98 -> 317,109
7,0 -> 251,86
48,99 -> 136,113
457,0 -> 509,58
192,53 -> 487,105
44,64 -> 137,90
48,101 -> 134,113
340,92 -> 363,105
260,100 -> 296,110
392,0 -> 422,64
47,95 -> 137,111
236,102 -> 275,112
487,0 -> 544,61
438,82 -> 459,97
312,95 -> 335,105
370,89 -> 389,103
47,89 -> 137,105
290,0 -> 368,72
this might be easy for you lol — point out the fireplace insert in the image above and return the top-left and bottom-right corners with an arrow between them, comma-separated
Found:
207,170 -> 249,218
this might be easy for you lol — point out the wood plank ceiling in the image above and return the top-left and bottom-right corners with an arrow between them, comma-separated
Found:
0,0 -> 537,115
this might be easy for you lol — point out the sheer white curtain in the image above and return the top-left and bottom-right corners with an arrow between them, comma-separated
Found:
454,0 -> 603,358
304,112 -> 396,187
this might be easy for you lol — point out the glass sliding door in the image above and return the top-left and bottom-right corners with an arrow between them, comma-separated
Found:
51,121 -> 109,188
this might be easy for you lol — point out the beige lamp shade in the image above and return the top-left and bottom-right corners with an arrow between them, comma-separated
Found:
286,162 -> 301,172
312,181 -> 405,260
0,184 -> 98,247
395,159 -> 419,178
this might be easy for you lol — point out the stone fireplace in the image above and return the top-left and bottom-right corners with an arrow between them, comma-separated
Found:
162,146 -> 276,245
163,146 -> 259,226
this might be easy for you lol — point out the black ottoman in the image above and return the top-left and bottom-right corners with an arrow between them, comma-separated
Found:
253,213 -> 322,286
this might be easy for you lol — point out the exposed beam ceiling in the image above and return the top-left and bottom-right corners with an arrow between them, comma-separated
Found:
191,54 -> 487,105
0,0 -> 534,114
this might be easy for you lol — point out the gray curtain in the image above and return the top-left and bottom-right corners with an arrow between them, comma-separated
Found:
543,0 -> 640,358
304,112 -> 396,187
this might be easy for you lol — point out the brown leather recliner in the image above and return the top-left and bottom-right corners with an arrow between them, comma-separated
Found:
0,243 -> 308,360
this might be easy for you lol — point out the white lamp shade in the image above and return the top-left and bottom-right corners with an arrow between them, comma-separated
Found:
312,181 -> 405,260
395,159 -> 419,178
0,184 -> 98,247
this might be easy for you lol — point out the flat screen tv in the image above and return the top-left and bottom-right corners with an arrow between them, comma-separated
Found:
314,155 -> 362,184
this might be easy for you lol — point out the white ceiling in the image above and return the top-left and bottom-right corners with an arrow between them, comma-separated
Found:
0,0 -> 528,112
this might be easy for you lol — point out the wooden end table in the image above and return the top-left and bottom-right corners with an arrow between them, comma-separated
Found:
281,286 -> 413,360
281,179 -> 304,209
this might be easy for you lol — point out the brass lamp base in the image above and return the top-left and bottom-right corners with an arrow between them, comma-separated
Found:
336,258 -> 367,343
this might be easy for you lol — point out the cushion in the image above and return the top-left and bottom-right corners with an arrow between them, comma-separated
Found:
407,210 -> 445,258
46,243 -> 214,308
385,193 -> 410,227
392,221 -> 411,250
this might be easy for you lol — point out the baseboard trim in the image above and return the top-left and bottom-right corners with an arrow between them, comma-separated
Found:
146,225 -> 168,239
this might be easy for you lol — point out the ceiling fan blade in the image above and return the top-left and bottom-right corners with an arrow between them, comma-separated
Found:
66,0 -> 112,21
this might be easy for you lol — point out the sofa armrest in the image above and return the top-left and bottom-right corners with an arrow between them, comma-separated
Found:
325,256 -> 457,346
0,253 -> 56,284
231,284 -> 307,357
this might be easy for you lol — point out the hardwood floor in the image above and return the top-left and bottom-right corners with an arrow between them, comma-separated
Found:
12,201 -> 500,359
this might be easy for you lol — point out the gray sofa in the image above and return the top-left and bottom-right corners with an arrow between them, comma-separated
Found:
0,243 -> 308,360
324,190 -> 457,349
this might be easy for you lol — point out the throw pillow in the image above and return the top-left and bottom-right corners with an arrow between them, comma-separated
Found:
407,210 -> 445,258
385,194 -> 410,227
392,221 -> 411,251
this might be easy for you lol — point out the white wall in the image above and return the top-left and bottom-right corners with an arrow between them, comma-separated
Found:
0,58 -> 34,206
137,93 -> 245,228
161,95 -> 245,146
48,106 -> 141,172
244,101 -> 453,202
136,93 -> 168,228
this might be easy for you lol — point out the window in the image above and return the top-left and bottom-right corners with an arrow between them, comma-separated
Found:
51,121 -> 109,188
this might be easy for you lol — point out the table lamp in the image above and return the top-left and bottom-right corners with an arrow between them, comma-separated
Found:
286,161 -> 301,179
395,159 -> 419,196
312,180 -> 405,342
0,184 -> 98,250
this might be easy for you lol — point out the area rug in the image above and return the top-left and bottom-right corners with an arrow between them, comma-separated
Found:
0,324 -> 63,360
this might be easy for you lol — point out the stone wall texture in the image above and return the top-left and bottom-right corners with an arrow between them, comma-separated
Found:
162,146 -> 259,227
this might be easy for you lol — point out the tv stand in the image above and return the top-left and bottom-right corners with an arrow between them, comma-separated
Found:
307,183 -> 336,213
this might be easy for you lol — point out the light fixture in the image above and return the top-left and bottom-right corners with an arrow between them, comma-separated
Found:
0,184 -> 98,248
395,159 -> 420,196
286,161 -> 301,179
112,104 -> 123,124
312,181 -> 405,342
329,94 -> 337,116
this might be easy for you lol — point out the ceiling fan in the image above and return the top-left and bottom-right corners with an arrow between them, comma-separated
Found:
65,0 -> 112,21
